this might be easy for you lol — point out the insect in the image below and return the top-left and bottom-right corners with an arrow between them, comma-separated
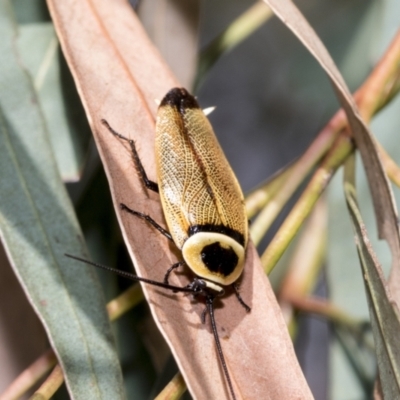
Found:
67,87 -> 250,400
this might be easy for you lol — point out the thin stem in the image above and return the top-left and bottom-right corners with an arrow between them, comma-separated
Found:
245,161 -> 297,219
195,1 -> 273,89
249,109 -> 347,246
5,283 -> 145,399
0,349 -> 57,400
30,364 -> 64,399
107,283 -> 144,322
249,30 -> 400,246
357,30 -> 400,121
261,134 -> 353,274
154,372 -> 187,400
278,197 -> 327,331
288,296 -> 362,332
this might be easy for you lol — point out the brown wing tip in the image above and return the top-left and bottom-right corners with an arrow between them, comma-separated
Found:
160,87 -> 200,111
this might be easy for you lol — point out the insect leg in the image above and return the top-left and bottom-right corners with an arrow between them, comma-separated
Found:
232,283 -> 251,313
101,119 -> 159,193
120,203 -> 173,241
164,261 -> 184,284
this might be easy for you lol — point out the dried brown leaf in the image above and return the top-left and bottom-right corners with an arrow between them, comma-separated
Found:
47,0 -> 313,399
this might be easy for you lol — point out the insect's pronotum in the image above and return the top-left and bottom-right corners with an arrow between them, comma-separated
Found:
67,87 -> 250,400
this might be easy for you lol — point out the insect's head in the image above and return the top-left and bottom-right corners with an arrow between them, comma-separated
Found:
182,232 -> 245,287
159,87 -> 198,112
186,277 -> 225,298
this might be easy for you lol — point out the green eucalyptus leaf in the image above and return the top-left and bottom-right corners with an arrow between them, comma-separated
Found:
12,0 -> 50,24
0,2 -> 125,398
16,22 -> 90,182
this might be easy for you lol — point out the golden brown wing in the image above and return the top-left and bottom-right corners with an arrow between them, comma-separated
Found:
155,88 -> 247,250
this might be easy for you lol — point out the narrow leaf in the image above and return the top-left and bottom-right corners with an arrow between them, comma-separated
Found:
344,166 -> 400,399
16,22 -> 90,182
0,2 -> 125,398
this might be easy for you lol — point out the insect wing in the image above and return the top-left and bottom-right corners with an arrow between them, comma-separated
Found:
155,89 -> 247,250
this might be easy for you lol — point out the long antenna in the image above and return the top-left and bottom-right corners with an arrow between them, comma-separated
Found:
206,297 -> 237,400
67,253 -> 237,399
65,254 -> 195,294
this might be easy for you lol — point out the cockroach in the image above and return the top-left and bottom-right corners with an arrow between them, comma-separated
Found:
67,87 -> 250,400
